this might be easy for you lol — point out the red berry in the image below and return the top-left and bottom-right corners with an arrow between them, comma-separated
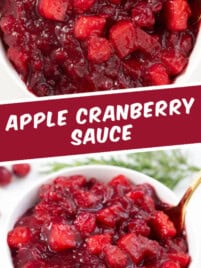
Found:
131,2 -> 155,28
126,189 -> 144,200
0,15 -> 15,34
150,211 -> 177,239
161,260 -> 180,268
73,0 -> 96,13
167,252 -> 190,266
128,218 -> 151,237
165,0 -> 191,31
110,21 -> 137,58
146,63 -> 170,85
104,244 -> 128,267
161,50 -> 187,75
49,223 -> 78,251
54,175 -> 86,189
0,166 -> 12,186
7,227 -> 32,248
126,187 -> 155,212
74,16 -> 106,40
135,27 -> 161,55
123,59 -> 143,79
118,233 -> 160,264
86,234 -> 112,255
73,188 -> 103,208
8,47 -> 28,76
87,36 -> 113,63
97,203 -> 128,227
109,175 -> 131,188
38,0 -> 69,21
12,164 -> 31,178
74,212 -> 96,236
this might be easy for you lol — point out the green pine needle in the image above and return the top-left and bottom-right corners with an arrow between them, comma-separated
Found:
43,150 -> 200,189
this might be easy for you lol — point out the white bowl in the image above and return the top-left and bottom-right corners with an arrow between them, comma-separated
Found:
0,165 -> 200,267
0,41 -> 34,100
0,26 -> 201,100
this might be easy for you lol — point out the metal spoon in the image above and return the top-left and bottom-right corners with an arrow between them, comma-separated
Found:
165,171 -> 201,234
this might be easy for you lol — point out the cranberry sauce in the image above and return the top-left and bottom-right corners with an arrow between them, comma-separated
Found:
0,0 -> 198,96
8,174 -> 190,268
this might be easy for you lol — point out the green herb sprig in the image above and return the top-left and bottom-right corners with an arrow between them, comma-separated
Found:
43,150 -> 200,189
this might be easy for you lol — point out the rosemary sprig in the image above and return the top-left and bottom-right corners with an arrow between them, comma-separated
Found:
43,150 -> 200,189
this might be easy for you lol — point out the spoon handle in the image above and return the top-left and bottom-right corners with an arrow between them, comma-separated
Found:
179,171 -> 201,227
190,0 -> 201,24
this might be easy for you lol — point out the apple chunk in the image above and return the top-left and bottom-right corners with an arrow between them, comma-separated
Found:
38,0 -> 69,21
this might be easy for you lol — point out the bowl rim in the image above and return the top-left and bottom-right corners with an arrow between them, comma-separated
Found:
175,24 -> 201,84
0,42 -> 34,99
0,164 -> 187,268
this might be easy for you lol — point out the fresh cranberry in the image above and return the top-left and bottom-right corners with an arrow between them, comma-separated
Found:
12,164 -> 31,178
0,0 -> 198,96
8,174 -> 190,267
0,166 -> 12,186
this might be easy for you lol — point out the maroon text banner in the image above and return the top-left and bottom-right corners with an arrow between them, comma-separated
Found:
0,85 -> 201,162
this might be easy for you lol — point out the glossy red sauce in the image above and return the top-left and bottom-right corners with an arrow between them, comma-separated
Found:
8,174 -> 190,267
0,0 -> 198,96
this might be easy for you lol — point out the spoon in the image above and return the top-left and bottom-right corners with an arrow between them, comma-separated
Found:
165,171 -> 201,234
190,0 -> 201,24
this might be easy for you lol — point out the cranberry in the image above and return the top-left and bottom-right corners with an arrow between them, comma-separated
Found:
73,0 -> 96,13
0,166 -> 12,186
86,234 -> 112,255
8,174 -> 190,267
7,227 -> 32,248
74,212 -> 96,236
104,244 -> 128,268
49,223 -> 79,251
38,0 -> 69,22
118,233 -> 160,264
150,211 -> 177,239
12,164 -> 31,178
0,0 -> 198,96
